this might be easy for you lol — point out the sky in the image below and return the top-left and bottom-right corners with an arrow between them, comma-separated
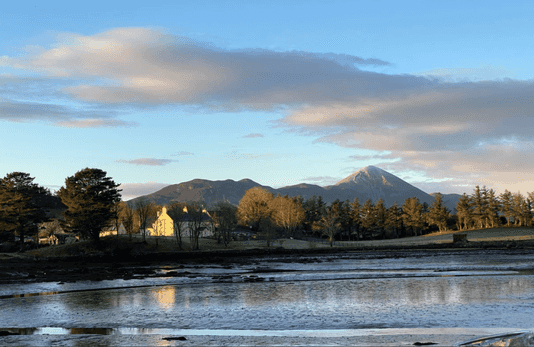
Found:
1,1 -> 534,200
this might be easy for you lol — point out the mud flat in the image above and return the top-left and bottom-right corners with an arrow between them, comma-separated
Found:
1,241 -> 533,346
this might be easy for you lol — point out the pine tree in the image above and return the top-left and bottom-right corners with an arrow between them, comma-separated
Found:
427,193 -> 450,233
455,193 -> 472,230
349,198 -> 361,241
471,186 -> 485,229
526,192 -> 534,227
499,190 -> 513,226
385,201 -> 401,238
57,168 -> 122,243
360,199 -> 375,239
374,199 -> 387,239
512,192 -> 525,226
484,188 -> 500,228
0,172 -> 48,249
402,197 -> 424,236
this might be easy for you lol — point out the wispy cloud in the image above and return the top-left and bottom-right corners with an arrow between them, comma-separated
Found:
413,65 -> 513,82
0,77 -> 132,127
116,158 -> 176,166
56,118 -> 137,128
302,176 -> 340,186
225,152 -> 273,160
243,133 -> 264,138
171,151 -> 194,156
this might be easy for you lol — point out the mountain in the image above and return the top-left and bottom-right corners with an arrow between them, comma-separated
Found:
328,166 -> 435,207
128,178 -> 275,207
127,166 -> 460,212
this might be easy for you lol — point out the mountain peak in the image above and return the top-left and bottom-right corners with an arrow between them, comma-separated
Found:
335,165 -> 393,186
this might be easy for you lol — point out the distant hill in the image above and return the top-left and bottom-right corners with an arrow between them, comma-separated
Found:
127,166 -> 460,212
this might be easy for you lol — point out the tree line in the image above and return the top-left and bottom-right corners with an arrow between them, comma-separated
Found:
2,167 -> 533,252
120,199 -> 237,251
236,186 -> 534,246
0,168 -> 121,250
0,168 -> 238,251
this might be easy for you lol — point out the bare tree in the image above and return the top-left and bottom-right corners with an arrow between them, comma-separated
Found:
259,217 -> 276,248
269,196 -> 304,238
122,204 -> 136,240
237,187 -> 273,231
211,201 -> 237,247
186,201 -> 206,250
110,201 -> 124,237
152,217 -> 164,248
320,205 -> 340,247
135,198 -> 154,242
167,201 -> 187,250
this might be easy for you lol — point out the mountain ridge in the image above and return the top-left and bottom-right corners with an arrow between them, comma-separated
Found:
127,165 -> 460,212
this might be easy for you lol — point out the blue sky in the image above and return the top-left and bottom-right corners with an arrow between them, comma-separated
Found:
2,1 -> 534,200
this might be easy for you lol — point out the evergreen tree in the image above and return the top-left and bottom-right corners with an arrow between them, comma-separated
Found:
471,186 -> 485,229
499,190 -> 513,226
427,193 -> 450,233
484,188 -> 500,228
455,193 -> 472,230
402,197 -> 424,236
303,195 -> 326,234
512,192 -> 526,226
360,199 -> 375,239
385,201 -> 402,238
349,197 -> 361,241
57,168 -> 122,243
526,192 -> 534,227
374,199 -> 387,239
0,172 -> 48,249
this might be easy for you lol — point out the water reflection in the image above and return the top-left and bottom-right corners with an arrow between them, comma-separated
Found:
152,286 -> 175,310
2,252 -> 534,332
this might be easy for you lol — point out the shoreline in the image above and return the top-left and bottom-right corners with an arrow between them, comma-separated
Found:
1,239 -> 533,285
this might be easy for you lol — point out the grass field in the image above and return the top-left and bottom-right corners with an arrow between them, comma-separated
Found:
9,226 -> 531,260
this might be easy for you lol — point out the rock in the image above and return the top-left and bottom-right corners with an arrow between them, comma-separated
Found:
0,331 -> 19,336
453,233 -> 468,243
162,336 -> 187,341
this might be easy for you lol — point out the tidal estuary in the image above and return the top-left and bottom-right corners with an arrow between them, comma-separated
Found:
1,249 -> 534,346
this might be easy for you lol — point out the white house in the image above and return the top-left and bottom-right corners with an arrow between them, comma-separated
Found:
147,206 -> 215,238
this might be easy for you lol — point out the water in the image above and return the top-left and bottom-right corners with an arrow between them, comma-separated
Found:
1,250 -> 534,345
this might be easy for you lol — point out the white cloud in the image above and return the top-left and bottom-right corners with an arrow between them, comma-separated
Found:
4,27 -> 534,193
171,151 -> 194,156
56,118 -> 136,128
116,158 -> 176,166
6,27 -> 392,108
414,65 -> 514,82
243,133 -> 264,138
